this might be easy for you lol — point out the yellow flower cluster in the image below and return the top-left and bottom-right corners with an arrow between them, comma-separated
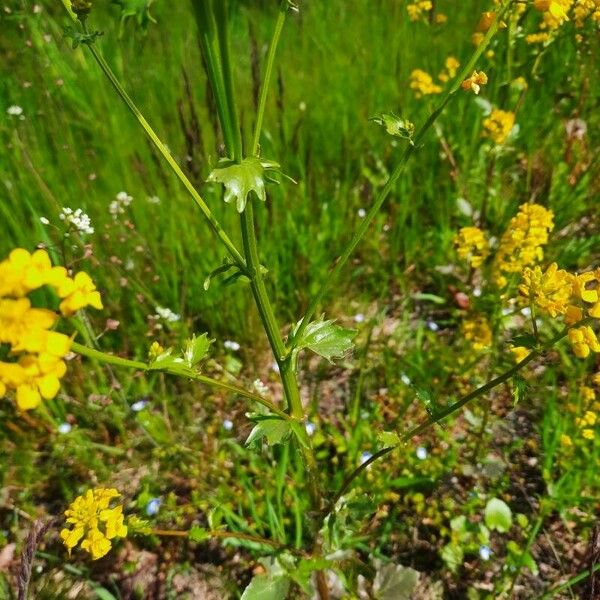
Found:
407,0 -> 432,22
527,0 -> 598,43
438,56 -> 460,82
573,0 -> 600,27
0,248 -> 102,410
492,203 -> 554,288
518,263 -> 600,359
454,226 -> 490,268
519,263 -> 572,317
61,488 -> 128,560
568,326 -> 600,358
409,69 -> 442,98
461,70 -> 488,94
462,316 -> 492,350
482,109 -> 515,144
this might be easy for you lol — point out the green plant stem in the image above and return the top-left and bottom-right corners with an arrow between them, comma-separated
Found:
71,341 -> 288,419
240,204 -> 304,418
152,527 -> 293,551
64,13 -> 245,270
251,1 -> 288,156
191,0 -> 234,152
213,0 -> 244,160
326,317 -> 584,513
290,0 -> 515,347
540,563 -> 600,600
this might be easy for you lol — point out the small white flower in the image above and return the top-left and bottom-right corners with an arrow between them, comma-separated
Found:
7,105 -> 23,116
39,217 -> 49,225
520,307 -> 531,317
360,451 -> 373,465
270,361 -> 280,374
223,419 -> 234,431
131,399 -> 149,412
357,208 -> 366,218
400,374 -> 411,386
59,207 -> 94,235
224,340 -> 241,351
110,191 -> 133,218
116,191 -> 133,205
148,195 -> 161,204
353,313 -> 365,323
253,379 -> 269,396
305,422 -> 316,436
479,545 -> 492,561
125,258 -> 135,271
416,446 -> 427,460
473,287 -> 482,297
57,422 -> 72,434
155,306 -> 181,323
427,321 -> 439,332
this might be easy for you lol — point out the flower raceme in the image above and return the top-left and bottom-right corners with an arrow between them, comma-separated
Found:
60,488 -> 128,560
517,263 -> 600,358
519,263 -> 572,317
454,226 -> 490,268
482,109 -> 515,145
0,248 -> 103,410
492,203 -> 554,288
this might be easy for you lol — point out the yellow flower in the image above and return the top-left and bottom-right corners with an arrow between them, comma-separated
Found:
148,341 -> 165,361
435,13 -> 448,23
472,32 -> 485,46
568,326 -> 600,358
582,428 -> 594,440
582,386 -> 596,403
409,69 -> 442,98
454,226 -> 489,268
60,488 -> 127,560
493,203 -> 554,288
576,411 -> 597,427
560,433 -> 572,447
461,70 -> 488,94
526,32 -> 551,43
462,316 -> 492,350
438,56 -> 460,82
482,109 -> 515,145
407,0 -> 432,22
59,272 -> 103,316
511,346 -> 530,363
534,0 -> 570,21
0,248 -> 102,412
519,263 -> 572,317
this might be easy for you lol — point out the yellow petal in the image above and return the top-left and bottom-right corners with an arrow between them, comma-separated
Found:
16,385 -> 41,410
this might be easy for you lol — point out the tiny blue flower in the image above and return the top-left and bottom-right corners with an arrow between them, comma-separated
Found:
416,446 -> 427,460
223,419 -> 234,431
305,422 -> 316,436
360,451 -> 373,465
57,422 -> 72,434
479,545 -> 492,561
146,498 -> 161,516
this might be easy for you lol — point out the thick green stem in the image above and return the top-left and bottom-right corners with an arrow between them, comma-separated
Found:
71,341 -> 288,419
240,203 -> 304,417
290,0 -> 515,346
